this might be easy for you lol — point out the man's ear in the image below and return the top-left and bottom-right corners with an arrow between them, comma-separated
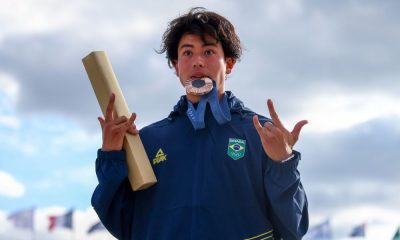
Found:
225,58 -> 236,75
172,60 -> 179,77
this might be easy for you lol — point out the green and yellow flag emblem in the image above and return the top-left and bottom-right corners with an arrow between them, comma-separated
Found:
227,138 -> 246,160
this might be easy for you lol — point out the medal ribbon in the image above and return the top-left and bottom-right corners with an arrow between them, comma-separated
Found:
186,81 -> 231,130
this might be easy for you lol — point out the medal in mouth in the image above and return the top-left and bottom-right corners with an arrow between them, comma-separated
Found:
184,77 -> 213,95
185,80 -> 231,130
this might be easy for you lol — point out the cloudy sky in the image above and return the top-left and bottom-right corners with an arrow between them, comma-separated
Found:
0,0 -> 399,239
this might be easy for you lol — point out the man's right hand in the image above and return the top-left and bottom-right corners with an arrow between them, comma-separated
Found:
98,93 -> 139,151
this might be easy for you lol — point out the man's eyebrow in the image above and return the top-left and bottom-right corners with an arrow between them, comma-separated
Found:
179,44 -> 194,49
179,42 -> 217,49
203,42 -> 217,47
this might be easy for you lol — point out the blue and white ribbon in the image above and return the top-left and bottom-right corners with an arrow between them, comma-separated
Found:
186,81 -> 231,130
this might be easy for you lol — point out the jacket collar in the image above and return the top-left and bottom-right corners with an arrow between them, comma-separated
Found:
168,91 -> 252,120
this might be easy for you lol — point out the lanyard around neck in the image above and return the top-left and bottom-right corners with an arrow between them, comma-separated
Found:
186,81 -> 231,130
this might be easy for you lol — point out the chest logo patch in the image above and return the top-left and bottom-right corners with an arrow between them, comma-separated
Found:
153,148 -> 167,165
227,138 -> 246,160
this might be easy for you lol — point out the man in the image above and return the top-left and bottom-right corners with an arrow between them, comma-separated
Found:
92,7 -> 309,240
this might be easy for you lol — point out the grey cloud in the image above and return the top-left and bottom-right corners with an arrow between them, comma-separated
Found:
0,29 -> 179,131
231,0 -> 400,96
302,117 -> 400,181
0,1 -> 399,132
299,117 -> 400,211
1,2 -> 399,232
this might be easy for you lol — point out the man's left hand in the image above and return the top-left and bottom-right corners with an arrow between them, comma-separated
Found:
252,99 -> 308,162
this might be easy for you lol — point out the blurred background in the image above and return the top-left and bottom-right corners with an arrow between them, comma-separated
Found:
0,0 -> 399,239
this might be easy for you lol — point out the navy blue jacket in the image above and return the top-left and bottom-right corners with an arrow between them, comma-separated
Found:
92,92 -> 308,240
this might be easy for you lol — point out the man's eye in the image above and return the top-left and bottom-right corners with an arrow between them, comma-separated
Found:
204,50 -> 214,56
183,51 -> 192,56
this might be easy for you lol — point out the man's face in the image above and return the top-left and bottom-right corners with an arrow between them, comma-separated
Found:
173,33 -> 235,102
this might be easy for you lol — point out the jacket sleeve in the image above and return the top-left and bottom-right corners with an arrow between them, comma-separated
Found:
91,149 -> 135,239
263,150 -> 309,240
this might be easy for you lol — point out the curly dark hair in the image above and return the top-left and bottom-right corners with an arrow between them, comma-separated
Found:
158,7 -> 242,68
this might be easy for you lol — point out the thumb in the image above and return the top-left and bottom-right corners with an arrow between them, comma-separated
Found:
291,120 -> 308,143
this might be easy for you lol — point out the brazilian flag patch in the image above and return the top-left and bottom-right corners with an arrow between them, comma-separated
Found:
227,138 -> 246,160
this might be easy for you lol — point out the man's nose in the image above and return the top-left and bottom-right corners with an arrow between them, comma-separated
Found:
192,55 -> 205,68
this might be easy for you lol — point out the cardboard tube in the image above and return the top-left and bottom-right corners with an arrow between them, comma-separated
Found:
82,51 -> 157,191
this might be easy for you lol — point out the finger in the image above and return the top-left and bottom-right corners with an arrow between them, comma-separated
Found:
111,121 -> 130,133
291,120 -> 308,142
113,116 -> 128,125
267,99 -> 285,130
127,126 -> 139,135
128,113 -> 136,125
265,121 -> 284,136
123,113 -> 136,131
252,115 -> 264,136
254,115 -> 274,142
264,121 -> 274,132
263,122 -> 276,139
98,117 -> 105,129
124,114 -> 136,131
105,93 -> 115,122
